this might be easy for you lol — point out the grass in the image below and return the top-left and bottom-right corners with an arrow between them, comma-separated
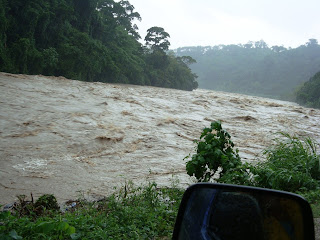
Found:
254,132 -> 320,192
312,204 -> 320,218
0,182 -> 184,240
216,132 -> 320,198
2,186 -> 319,240
252,132 -> 320,220
301,189 -> 320,218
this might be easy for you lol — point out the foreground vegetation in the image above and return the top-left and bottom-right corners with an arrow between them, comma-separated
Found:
186,121 -> 320,214
1,121 -> 320,239
0,182 -> 184,239
186,122 -> 320,194
0,0 -> 198,90
1,184 -> 319,240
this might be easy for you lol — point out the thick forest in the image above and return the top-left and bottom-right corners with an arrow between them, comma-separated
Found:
175,39 -> 320,99
0,0 -> 198,91
296,71 -> 320,108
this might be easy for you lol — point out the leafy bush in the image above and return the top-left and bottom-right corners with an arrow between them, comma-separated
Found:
8,194 -> 59,218
186,122 -> 320,199
185,121 -> 242,182
0,211 -> 76,240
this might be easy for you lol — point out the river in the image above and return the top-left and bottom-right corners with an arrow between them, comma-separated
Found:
1,72 -> 319,205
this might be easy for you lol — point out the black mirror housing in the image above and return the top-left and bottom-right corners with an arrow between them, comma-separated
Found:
173,183 -> 315,240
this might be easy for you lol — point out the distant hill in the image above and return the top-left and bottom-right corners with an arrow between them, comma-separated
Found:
175,39 -> 320,100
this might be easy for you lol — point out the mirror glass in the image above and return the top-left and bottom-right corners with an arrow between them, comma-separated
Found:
174,184 -> 314,240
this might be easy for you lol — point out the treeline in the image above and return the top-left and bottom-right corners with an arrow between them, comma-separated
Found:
175,39 -> 320,98
296,71 -> 320,108
0,0 -> 198,91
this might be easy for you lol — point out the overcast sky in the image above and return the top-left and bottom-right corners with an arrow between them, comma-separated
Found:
129,0 -> 320,49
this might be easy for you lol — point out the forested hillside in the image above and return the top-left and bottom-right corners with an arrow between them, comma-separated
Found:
0,0 -> 198,90
296,71 -> 320,108
175,39 -> 320,98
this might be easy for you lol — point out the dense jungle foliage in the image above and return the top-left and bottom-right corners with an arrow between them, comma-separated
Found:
296,71 -> 320,108
175,39 -> 320,99
0,0 -> 198,90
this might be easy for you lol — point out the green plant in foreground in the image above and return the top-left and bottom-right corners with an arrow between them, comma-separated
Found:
0,210 -> 75,240
185,121 -> 242,182
253,132 -> 320,192
0,182 -> 184,240
186,121 -> 320,202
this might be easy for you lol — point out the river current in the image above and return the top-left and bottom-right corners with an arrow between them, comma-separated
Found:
1,72 -> 319,204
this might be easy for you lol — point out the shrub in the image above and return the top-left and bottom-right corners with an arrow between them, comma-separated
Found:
185,121 -> 242,182
186,122 -> 320,197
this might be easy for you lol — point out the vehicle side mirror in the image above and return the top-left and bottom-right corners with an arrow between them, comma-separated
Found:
173,183 -> 314,240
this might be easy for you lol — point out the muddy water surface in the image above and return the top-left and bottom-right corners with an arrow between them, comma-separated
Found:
1,72 -> 320,204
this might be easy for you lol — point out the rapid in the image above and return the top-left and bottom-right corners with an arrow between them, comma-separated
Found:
1,72 -> 319,204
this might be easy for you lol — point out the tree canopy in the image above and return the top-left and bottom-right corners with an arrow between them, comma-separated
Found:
175,39 -> 320,99
145,27 -> 170,52
0,0 -> 198,91
296,71 -> 320,108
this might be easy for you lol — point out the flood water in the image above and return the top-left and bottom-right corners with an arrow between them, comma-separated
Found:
1,72 -> 319,204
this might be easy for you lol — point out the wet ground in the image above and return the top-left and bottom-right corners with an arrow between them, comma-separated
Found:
1,72 -> 320,205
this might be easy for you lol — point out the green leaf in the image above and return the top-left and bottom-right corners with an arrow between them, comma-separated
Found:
211,121 -> 221,130
36,221 -> 56,234
9,230 -> 22,240
58,222 -> 69,231
214,149 -> 222,158
0,211 -> 11,219
67,226 -> 76,234
71,233 -> 82,240
199,156 -> 205,164
200,128 -> 211,138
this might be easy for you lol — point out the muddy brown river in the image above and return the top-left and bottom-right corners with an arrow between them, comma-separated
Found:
1,72 -> 320,205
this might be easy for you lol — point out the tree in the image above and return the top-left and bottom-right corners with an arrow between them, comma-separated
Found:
96,0 -> 141,40
306,38 -> 318,47
144,26 -> 170,52
0,0 -> 198,91
254,40 -> 268,49
176,55 -> 196,65
175,39 -> 320,98
296,71 -> 320,108
244,41 -> 253,49
0,0 -> 8,70
271,45 -> 286,53
116,0 -> 142,39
